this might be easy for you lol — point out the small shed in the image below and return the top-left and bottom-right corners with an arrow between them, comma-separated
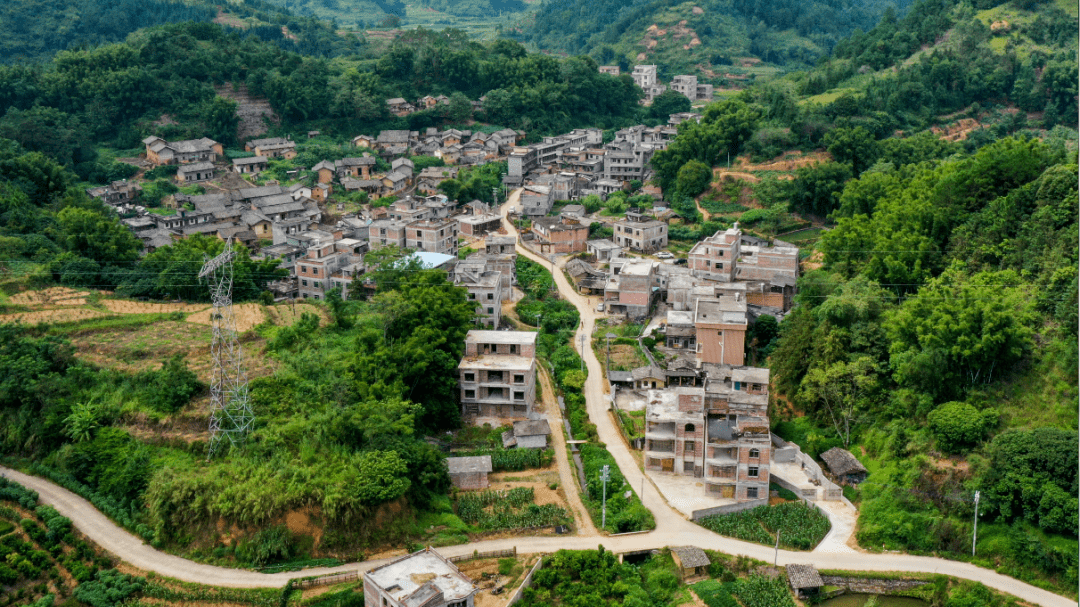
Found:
786,564 -> 823,599
631,365 -> 667,390
608,370 -> 633,390
447,455 -> 493,490
502,419 -> 552,449
820,447 -> 869,485
670,546 -> 710,582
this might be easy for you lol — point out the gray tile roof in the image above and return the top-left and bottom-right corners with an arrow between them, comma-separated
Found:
670,546 -> 710,569
786,564 -> 823,589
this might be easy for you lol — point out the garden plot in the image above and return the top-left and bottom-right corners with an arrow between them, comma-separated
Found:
0,308 -> 110,325
7,286 -> 97,306
101,300 -> 209,315
459,470 -> 573,533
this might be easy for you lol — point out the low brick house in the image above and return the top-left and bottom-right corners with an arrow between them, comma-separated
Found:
531,216 -> 588,254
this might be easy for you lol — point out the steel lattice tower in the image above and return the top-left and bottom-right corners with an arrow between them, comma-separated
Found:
199,240 -> 253,459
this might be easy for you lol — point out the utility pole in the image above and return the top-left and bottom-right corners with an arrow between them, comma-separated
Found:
774,530 -> 780,566
601,464 -> 611,530
579,332 -> 585,372
972,490 -> 981,556
534,312 -> 542,331
605,332 -> 616,376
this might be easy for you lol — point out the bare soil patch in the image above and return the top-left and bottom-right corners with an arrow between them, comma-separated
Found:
101,300 -> 209,315
608,343 -> 645,370
265,303 -> 329,326
8,286 -> 96,306
186,303 -> 266,333
0,308 -> 110,325
931,117 -> 983,142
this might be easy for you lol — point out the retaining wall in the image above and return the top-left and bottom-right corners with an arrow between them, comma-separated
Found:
508,557 -> 545,605
690,497 -> 769,520
770,433 -> 844,501
821,576 -> 928,594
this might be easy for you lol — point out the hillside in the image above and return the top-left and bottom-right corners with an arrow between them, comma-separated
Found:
515,0 -> 916,77
0,0 -> 362,64
262,0 -> 537,35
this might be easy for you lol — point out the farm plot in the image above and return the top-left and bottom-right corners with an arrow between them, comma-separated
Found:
101,300 -> 209,315
697,501 -> 831,550
7,286 -> 97,307
455,487 -> 571,531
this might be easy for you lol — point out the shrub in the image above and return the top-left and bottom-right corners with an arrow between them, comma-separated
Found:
927,401 -> 998,453
237,526 -> 294,567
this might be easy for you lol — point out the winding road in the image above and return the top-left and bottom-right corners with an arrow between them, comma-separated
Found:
0,189 -> 1074,607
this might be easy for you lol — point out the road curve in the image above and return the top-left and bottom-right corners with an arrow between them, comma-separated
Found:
0,192 -> 1072,607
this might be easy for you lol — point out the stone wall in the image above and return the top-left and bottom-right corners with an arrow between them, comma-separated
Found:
690,497 -> 769,520
821,576 -> 928,594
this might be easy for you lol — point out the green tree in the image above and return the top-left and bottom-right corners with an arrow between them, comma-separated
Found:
56,204 -> 140,264
203,96 -> 239,147
824,126 -> 878,174
674,159 -> 712,198
926,401 -> 997,453
798,357 -> 879,447
648,90 -> 691,121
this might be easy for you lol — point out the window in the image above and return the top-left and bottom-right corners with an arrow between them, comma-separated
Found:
487,307 -> 494,314
302,280 -> 308,286
488,371 -> 503,382
514,374 -> 525,384
734,381 -> 742,390
746,487 -> 758,499
487,293 -> 494,300
469,293 -> 476,300
684,423 -> 695,432
312,268 -> 318,275
749,448 -> 760,459
748,466 -> 759,478
684,441 -> 695,454
463,372 -> 475,382
509,344 -> 518,354
714,262 -> 724,269
464,389 -> 475,398
514,391 -> 525,401
488,387 -> 504,399
314,295 -> 320,300
683,461 -> 695,472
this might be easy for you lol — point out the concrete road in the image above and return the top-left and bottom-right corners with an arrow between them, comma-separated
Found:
0,191 -> 1072,607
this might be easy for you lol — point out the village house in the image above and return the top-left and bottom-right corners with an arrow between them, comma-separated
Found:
457,203 -> 502,237
335,156 -> 378,180
363,547 -> 477,607
454,268 -> 503,327
599,65 -> 621,76
669,112 -> 702,125
386,98 -> 415,117
232,156 -> 268,174
613,211 -> 668,253
531,215 -> 589,254
367,219 -> 411,249
176,161 -> 216,183
502,419 -> 552,449
688,225 -> 799,283
520,184 -> 554,217
252,139 -> 296,159
669,74 -> 714,101
586,239 -> 623,261
458,330 -> 538,420
143,136 -> 222,165
86,180 -> 142,206
352,134 -> 375,149
406,218 -> 459,256
603,259 -> 658,319
643,365 -> 771,502
694,296 -> 748,366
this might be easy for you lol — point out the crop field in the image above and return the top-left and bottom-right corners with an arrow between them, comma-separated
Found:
697,501 -> 831,550
455,487 -> 571,531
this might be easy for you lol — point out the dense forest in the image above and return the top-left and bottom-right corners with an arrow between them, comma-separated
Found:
630,0 -> 1078,593
517,0 -> 916,74
0,0 -> 364,63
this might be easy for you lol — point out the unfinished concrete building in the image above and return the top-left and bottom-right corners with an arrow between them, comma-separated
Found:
643,366 -> 771,502
458,331 -> 537,420
613,211 -> 668,253
363,547 -> 477,607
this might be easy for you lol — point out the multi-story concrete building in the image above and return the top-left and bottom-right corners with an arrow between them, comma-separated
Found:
613,211 -> 668,252
669,75 -> 714,101
406,218 -> 459,256
367,219 -> 411,249
632,65 -> 658,89
520,184 -> 554,217
603,143 -> 655,183
458,330 -> 538,420
604,259 -> 658,319
694,296 -> 748,366
531,215 -> 589,254
363,547 -> 477,607
455,270 -> 503,327
688,225 -> 799,286
643,366 -> 771,502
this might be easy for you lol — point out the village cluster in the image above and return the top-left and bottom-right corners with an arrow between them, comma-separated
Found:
86,67 -> 869,522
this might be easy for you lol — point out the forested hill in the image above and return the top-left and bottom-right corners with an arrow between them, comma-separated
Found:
515,0 -> 915,74
0,0 -> 363,64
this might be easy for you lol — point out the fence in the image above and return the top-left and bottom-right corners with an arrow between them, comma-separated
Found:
508,556 -> 544,605
292,571 -> 359,589
448,547 -> 517,563
690,498 -> 769,520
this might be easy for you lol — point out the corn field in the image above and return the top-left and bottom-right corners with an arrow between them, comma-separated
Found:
456,488 -> 570,530
697,501 -> 830,550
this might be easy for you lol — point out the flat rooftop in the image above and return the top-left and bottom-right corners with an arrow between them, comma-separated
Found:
465,330 -> 538,345
458,356 -> 534,371
667,310 -> 694,326
366,548 -> 474,604
645,387 -> 704,423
